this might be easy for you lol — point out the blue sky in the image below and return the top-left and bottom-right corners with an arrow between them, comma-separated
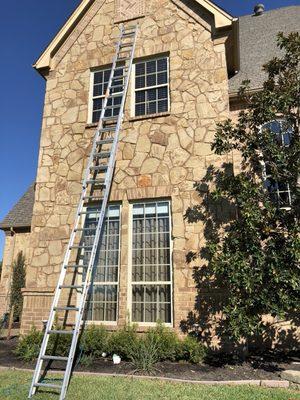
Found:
0,0 -> 298,260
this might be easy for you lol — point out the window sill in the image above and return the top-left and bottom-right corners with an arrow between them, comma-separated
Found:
86,112 -> 170,128
128,112 -> 170,122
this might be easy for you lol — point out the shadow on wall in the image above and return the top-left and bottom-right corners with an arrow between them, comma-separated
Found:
180,163 -> 299,356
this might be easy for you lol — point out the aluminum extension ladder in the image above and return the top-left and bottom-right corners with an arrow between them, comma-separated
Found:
29,23 -> 138,400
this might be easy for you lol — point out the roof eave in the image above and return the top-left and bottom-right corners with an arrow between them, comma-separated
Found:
33,0 -> 235,73
33,0 -> 95,72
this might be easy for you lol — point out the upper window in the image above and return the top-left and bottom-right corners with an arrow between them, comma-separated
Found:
134,57 -> 169,117
261,120 -> 293,209
84,205 -> 121,322
90,68 -> 124,123
131,201 -> 172,324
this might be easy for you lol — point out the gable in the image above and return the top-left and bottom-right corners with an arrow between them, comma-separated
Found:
33,0 -> 234,73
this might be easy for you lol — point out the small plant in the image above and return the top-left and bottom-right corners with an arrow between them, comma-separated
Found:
10,252 -> 26,322
129,335 -> 160,374
81,324 -> 109,358
15,326 -> 43,362
79,353 -> 95,367
178,336 -> 207,364
145,322 -> 179,361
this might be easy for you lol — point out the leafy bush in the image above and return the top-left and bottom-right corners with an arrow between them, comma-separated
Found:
145,322 -> 179,361
15,326 -> 43,362
10,252 -> 26,322
81,324 -> 109,357
178,336 -> 207,364
107,323 -> 138,360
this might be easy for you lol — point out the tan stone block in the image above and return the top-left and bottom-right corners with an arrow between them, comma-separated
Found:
61,106 -> 79,124
130,152 -> 147,168
170,167 -> 187,184
48,240 -> 63,257
39,187 -> 51,202
194,142 -> 212,156
123,143 -> 135,159
149,131 -> 168,146
67,148 -> 85,166
31,252 -> 49,267
138,175 -> 152,187
140,158 -> 160,174
136,135 -> 151,153
150,143 -> 165,159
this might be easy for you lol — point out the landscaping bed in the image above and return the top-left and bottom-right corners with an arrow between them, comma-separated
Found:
0,336 -> 297,382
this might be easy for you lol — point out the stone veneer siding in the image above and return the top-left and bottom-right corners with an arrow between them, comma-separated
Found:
21,0 -> 231,339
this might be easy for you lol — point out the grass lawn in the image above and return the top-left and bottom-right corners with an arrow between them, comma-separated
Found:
0,370 -> 299,400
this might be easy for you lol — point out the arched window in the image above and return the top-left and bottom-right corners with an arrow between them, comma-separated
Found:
261,120 -> 293,210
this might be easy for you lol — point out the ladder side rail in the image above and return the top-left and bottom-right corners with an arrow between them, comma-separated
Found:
59,24 -> 133,400
29,27 -> 125,398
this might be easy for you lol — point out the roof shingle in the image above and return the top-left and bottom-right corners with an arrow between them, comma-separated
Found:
229,5 -> 300,93
0,184 -> 35,230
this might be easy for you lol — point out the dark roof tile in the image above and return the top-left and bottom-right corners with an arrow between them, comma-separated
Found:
229,6 -> 300,93
0,183 -> 35,230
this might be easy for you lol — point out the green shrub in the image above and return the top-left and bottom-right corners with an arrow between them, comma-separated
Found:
81,325 -> 109,357
107,323 -> 138,360
178,336 -> 207,364
145,322 -> 179,361
129,335 -> 159,374
15,326 -> 43,362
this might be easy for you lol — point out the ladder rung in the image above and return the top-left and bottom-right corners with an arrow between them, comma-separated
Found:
93,151 -> 110,158
78,210 -> 100,215
111,74 -> 127,79
41,355 -> 69,361
69,244 -> 93,249
108,91 -> 124,98
48,330 -> 74,335
34,382 -> 62,390
54,306 -> 79,312
102,115 -> 118,121
64,264 -> 88,269
83,196 -> 104,201
90,165 -> 108,171
59,285 -> 83,290
74,227 -> 97,232
96,137 -> 114,144
120,43 -> 134,48
116,57 -> 131,62
98,127 -> 116,133
85,179 -> 106,186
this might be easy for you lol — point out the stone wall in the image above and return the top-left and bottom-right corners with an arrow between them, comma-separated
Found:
0,231 -> 30,318
21,0 -> 231,334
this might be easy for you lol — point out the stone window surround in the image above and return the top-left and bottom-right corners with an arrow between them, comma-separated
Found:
81,198 -> 174,328
87,52 -> 170,124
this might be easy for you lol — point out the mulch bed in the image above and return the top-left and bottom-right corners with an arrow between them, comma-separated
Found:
0,336 -> 298,382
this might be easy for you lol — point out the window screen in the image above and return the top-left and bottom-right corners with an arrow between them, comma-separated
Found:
131,201 -> 172,323
84,205 -> 121,322
134,57 -> 169,117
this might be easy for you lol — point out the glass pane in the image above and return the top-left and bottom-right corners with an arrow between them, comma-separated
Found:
136,62 -> 145,76
158,86 -> 168,100
94,71 -> 103,84
157,72 -> 168,85
146,60 -> 156,74
93,84 -> 103,97
158,100 -> 168,113
135,103 -> 145,116
147,101 -> 157,114
157,58 -> 167,71
132,303 -> 143,322
136,76 -> 145,89
136,91 -> 146,103
146,74 -> 157,87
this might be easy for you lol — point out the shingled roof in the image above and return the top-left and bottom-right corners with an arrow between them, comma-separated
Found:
0,184 -> 35,230
229,5 -> 300,94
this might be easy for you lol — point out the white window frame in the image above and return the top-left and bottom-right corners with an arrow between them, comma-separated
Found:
127,199 -> 173,327
88,67 -> 124,124
78,204 -> 122,325
260,119 -> 293,210
131,55 -> 170,118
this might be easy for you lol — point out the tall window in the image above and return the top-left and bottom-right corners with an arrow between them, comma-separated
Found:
90,68 -> 124,123
134,57 -> 169,117
84,205 -> 121,322
131,201 -> 172,324
261,120 -> 293,209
